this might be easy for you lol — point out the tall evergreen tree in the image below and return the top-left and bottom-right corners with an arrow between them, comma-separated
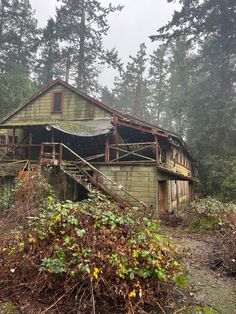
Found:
100,86 -> 119,109
165,39 -> 191,136
36,18 -> 62,85
0,0 -> 11,71
2,0 -> 38,74
113,43 -> 149,119
0,0 -> 38,116
56,0 -> 123,93
150,0 -> 236,199
0,63 -> 36,117
148,45 -> 168,125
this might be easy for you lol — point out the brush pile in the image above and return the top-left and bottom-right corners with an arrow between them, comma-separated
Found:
212,210 -> 236,276
181,197 -> 236,276
0,176 -> 187,313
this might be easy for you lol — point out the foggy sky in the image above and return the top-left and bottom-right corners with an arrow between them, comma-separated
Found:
30,0 -> 180,87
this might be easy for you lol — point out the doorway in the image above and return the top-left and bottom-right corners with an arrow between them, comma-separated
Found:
158,181 -> 167,217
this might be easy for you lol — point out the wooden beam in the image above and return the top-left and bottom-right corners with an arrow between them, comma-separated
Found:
28,127 -> 32,160
109,144 -> 156,162
176,180 -> 180,212
109,142 -> 155,147
114,125 -> 119,160
105,136 -> 110,162
51,128 -> 54,143
112,118 -> 168,137
154,135 -> 159,165
58,144 -> 63,166
12,127 -> 16,160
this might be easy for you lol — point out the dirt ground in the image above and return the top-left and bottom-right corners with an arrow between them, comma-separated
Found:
162,226 -> 236,314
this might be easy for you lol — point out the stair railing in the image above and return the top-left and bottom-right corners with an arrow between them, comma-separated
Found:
58,143 -> 148,210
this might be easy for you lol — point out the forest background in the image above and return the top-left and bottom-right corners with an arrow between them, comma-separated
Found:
0,0 -> 235,201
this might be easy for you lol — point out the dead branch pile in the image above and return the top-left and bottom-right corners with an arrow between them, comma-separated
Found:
180,197 -> 236,276
0,178 -> 187,313
212,211 -> 236,275
0,174 -> 52,232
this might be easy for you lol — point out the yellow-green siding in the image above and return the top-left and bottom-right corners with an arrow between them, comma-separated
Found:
4,84 -> 111,124
96,165 -> 157,209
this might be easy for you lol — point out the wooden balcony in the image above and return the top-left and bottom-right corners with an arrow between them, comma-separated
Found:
160,160 -> 192,178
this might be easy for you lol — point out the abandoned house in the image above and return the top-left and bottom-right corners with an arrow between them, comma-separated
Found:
0,79 -> 196,217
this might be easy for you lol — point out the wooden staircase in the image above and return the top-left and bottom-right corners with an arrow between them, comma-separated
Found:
40,143 -> 148,210
61,161 -> 94,194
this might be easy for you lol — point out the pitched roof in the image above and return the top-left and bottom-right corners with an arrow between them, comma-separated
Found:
0,78 -> 195,160
0,79 -> 122,124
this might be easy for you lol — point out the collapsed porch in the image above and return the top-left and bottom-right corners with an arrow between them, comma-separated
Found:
0,120 -> 196,215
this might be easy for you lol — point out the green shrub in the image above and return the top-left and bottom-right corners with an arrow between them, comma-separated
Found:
0,195 -> 187,313
181,197 -> 236,233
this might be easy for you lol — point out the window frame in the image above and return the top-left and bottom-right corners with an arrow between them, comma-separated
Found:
0,135 -> 6,145
51,90 -> 64,114
8,136 -> 18,144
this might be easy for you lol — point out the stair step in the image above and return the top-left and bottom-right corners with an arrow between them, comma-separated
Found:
63,165 -> 78,169
69,171 -> 81,175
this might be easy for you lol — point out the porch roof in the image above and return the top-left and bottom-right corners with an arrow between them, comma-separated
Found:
0,119 -> 113,137
51,119 -> 113,137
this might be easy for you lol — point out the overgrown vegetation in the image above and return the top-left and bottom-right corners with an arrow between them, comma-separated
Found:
181,197 -> 236,276
0,176 -> 188,313
181,198 -> 235,233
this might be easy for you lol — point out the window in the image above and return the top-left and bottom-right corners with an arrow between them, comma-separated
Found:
52,91 -> 63,113
8,136 -> 18,144
175,153 -> 178,163
0,135 -> 6,144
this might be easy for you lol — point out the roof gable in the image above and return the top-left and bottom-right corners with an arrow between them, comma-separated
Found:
0,79 -> 118,124
0,79 -> 195,160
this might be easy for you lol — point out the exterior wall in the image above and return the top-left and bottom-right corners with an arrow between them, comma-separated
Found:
95,165 -> 193,215
96,165 -> 157,211
169,180 -> 191,211
165,147 -> 193,177
4,83 -> 112,124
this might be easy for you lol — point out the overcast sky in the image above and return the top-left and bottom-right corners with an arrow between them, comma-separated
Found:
30,0 -> 180,87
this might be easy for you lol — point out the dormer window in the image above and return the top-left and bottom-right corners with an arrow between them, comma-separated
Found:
52,91 -> 64,114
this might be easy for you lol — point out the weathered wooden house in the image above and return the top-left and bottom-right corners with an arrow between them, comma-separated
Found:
0,79 -> 196,216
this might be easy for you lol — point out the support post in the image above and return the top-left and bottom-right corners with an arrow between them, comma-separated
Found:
114,125 -> 119,160
39,143 -> 44,165
51,129 -> 54,143
28,127 -> 32,160
59,144 -> 63,166
105,136 -> 110,162
154,135 -> 159,165
12,127 -> 16,160
52,144 -> 56,163
176,180 -> 180,212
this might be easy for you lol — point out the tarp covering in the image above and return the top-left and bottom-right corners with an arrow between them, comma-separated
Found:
51,119 -> 113,137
